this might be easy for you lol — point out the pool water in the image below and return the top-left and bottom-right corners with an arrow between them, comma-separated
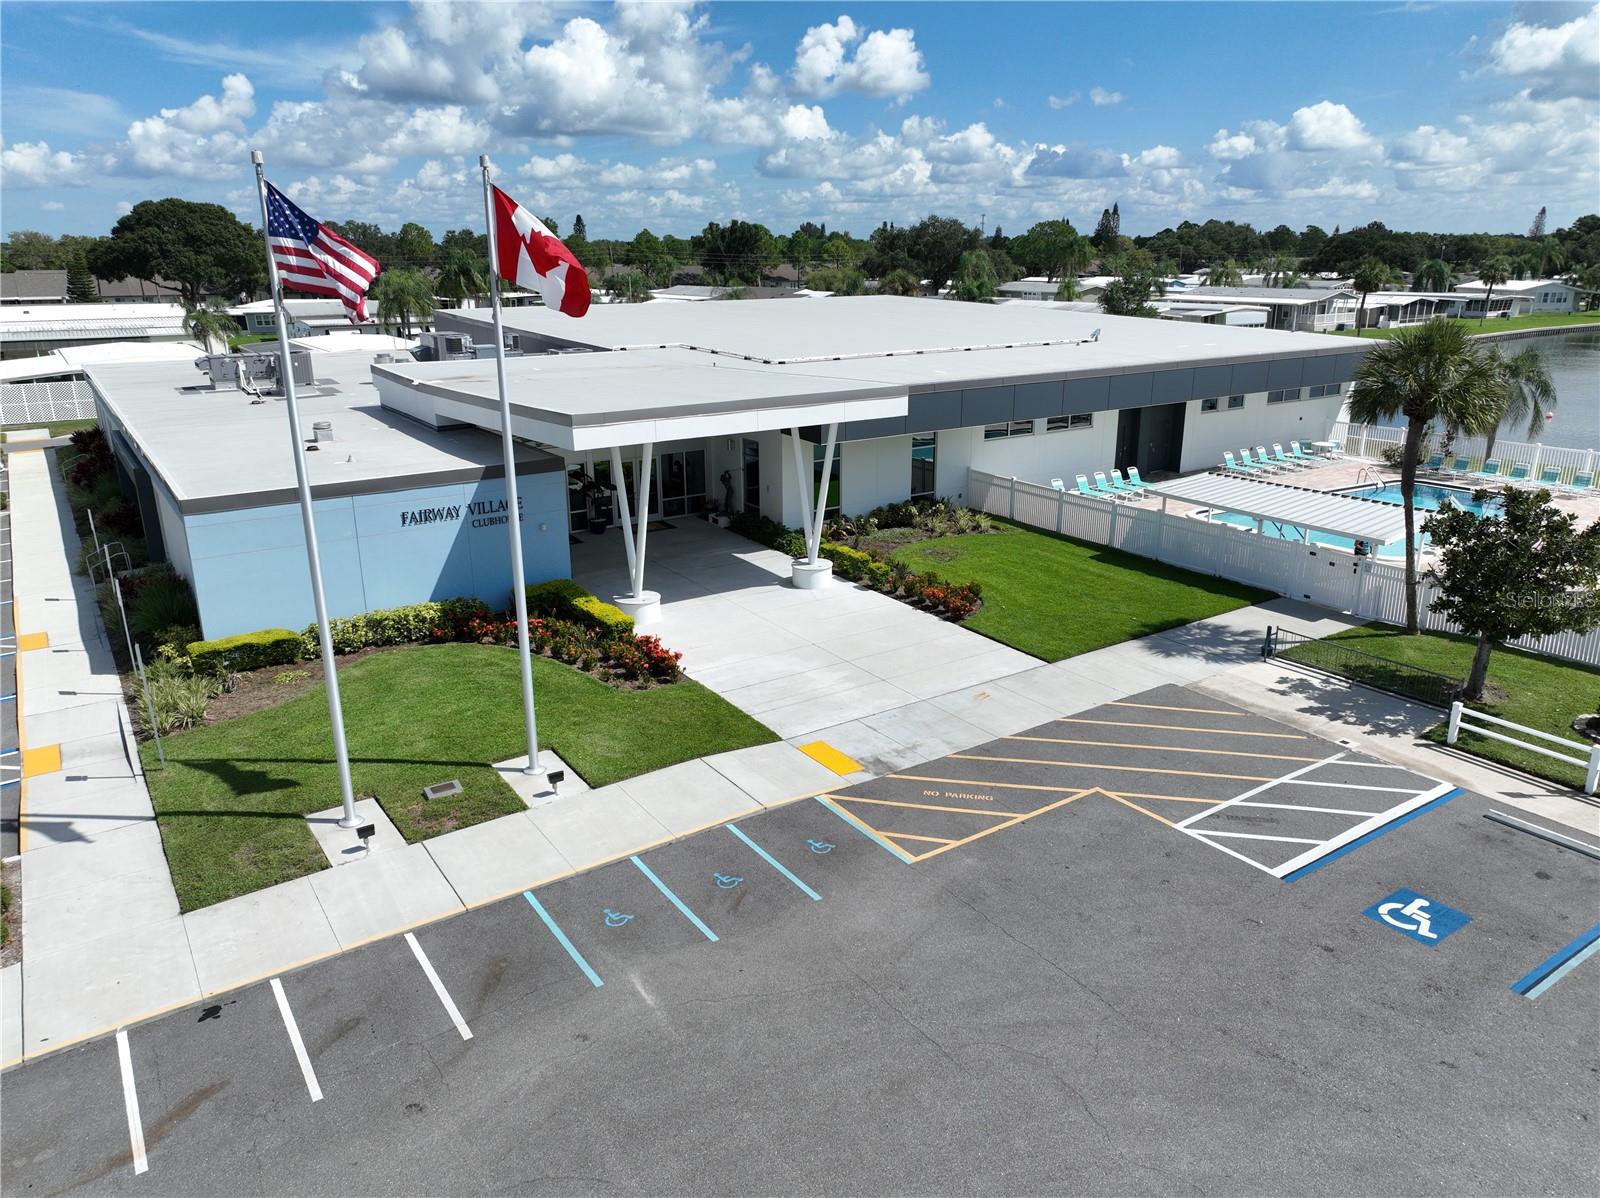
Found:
1204,481 -> 1494,558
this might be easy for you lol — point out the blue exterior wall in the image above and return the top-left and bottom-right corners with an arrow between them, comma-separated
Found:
184,470 -> 571,638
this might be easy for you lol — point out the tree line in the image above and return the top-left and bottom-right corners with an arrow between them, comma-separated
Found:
5,198 -> 1597,316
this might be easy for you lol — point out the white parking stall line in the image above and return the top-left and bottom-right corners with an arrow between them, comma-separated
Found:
1270,780 -> 1459,879
1174,752 -> 1346,830
1195,830 -> 1323,845
1292,779 -> 1428,793
405,932 -> 473,1041
115,1029 -> 149,1175
270,977 -> 323,1102
1234,800 -> 1378,817
1182,830 -> 1284,877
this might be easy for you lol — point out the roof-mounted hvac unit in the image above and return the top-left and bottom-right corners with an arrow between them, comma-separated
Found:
199,348 -> 313,393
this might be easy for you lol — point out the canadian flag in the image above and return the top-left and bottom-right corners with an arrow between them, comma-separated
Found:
491,184 -> 591,318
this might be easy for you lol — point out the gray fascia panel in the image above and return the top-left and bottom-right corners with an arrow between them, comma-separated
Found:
907,390 -> 963,433
960,384 -> 1015,426
1230,360 -> 1270,394
1151,368 -> 1194,404
1331,352 -> 1366,383
1108,372 -> 1154,410
1012,379 -> 1064,420
1266,357 -> 1305,389
1300,354 -> 1336,386
840,416 -> 907,441
1063,376 -> 1110,413
1191,363 -> 1233,399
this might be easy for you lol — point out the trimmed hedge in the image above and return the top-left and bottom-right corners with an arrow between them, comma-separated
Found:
524,578 -> 635,637
572,594 -> 635,637
526,578 -> 590,617
187,629 -> 304,674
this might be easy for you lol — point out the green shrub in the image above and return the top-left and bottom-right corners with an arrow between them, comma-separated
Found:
526,578 -> 590,617
820,542 -> 873,581
364,602 -> 441,646
572,594 -> 635,637
128,570 -> 199,642
865,558 -> 895,591
777,530 -> 807,558
130,658 -> 225,736
187,628 -> 304,674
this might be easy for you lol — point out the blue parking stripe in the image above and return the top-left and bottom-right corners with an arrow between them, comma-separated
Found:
725,822 -> 821,901
814,794 -> 913,863
522,890 -> 603,988
1511,922 -> 1600,999
630,855 -> 718,942
1282,788 -> 1463,883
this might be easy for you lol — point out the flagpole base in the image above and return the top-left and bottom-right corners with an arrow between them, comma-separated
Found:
790,560 -> 833,590
612,591 -> 661,626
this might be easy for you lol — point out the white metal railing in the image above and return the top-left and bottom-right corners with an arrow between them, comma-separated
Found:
1448,702 -> 1600,794
1329,421 -> 1599,483
968,468 -> 1600,670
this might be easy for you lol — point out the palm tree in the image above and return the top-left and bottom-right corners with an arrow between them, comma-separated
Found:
182,298 -> 237,354
1054,275 -> 1081,300
1262,254 -> 1302,288
435,248 -> 487,308
1201,259 -> 1243,287
1567,263 -> 1600,311
1350,257 -> 1396,336
368,268 -> 436,337
876,268 -> 922,296
1348,319 -> 1505,632
1475,256 -> 1512,326
1060,232 -> 1095,282
1482,346 -> 1556,461
1414,258 -> 1452,292
1536,236 -> 1565,278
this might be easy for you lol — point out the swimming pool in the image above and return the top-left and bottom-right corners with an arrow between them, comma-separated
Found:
1197,481 -> 1495,558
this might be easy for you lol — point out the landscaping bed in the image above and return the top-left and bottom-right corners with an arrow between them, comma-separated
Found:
142,642 -> 775,911
889,519 -> 1269,661
1296,624 -> 1600,791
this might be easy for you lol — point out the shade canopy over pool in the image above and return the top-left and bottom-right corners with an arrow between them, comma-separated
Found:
1149,472 -> 1412,545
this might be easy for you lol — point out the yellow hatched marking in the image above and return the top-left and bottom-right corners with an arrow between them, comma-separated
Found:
907,789 -> 1094,863
1003,735 -> 1319,763
1098,790 -> 1176,827
1057,717 -> 1309,740
947,754 -> 1273,783
888,773 -> 1087,795
817,794 -> 914,862
797,740 -> 865,776
1108,700 -> 1251,716
835,794 -> 1026,819
882,831 -> 957,847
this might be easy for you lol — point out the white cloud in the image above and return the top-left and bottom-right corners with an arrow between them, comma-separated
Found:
1089,87 -> 1122,107
1485,3 -> 1599,99
1133,145 -> 1182,169
1048,93 -> 1079,109
789,16 -> 929,99
114,200 -> 134,216
0,140 -> 90,186
780,104 -> 832,141
118,75 -> 256,176
41,200 -> 66,212
1208,129 -> 1258,159
1285,101 -> 1373,151
1025,144 -> 1128,179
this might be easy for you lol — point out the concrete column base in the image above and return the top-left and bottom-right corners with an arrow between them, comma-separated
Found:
790,559 -> 833,590
613,590 -> 662,625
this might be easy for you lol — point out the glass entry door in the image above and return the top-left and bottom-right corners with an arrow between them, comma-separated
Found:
658,449 -> 707,517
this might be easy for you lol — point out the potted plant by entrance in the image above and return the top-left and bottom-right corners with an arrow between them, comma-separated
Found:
568,468 -> 613,535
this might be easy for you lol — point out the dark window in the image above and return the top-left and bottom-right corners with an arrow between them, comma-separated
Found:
814,440 -> 841,519
1227,394 -> 1245,409
910,434 -> 936,500
1200,397 -> 1219,413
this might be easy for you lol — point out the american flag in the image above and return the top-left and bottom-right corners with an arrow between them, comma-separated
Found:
264,181 -> 381,322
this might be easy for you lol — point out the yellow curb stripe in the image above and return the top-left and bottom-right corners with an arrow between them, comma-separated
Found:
21,744 -> 60,777
16,631 -> 48,652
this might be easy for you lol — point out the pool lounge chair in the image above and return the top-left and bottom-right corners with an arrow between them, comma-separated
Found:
1222,451 -> 1258,475
1050,477 -> 1066,492
1093,471 -> 1136,501
1245,448 -> 1287,474
1442,456 -> 1471,478
1504,463 -> 1532,485
1075,474 -> 1104,500
1562,470 -> 1595,496
1289,441 -> 1318,464
1470,458 -> 1504,481
1272,444 -> 1309,471
1420,454 -> 1445,474
1536,467 -> 1562,489
1121,467 -> 1155,491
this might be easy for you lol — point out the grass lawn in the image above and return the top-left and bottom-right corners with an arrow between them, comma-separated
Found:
227,332 -> 277,351
1296,624 -> 1599,790
1331,312 -> 1600,339
890,521 -> 1270,661
143,643 -> 776,911
0,418 -> 97,440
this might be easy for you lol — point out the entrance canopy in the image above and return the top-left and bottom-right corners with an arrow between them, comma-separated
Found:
373,346 -> 907,452
1149,472 -> 1411,545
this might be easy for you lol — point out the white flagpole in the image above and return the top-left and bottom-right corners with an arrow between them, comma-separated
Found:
251,150 -> 361,828
480,155 -> 543,778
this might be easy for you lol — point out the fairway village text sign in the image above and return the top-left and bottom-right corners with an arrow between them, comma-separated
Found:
400,498 -> 523,530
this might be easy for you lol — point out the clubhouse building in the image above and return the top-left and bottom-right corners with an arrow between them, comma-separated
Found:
86,297 -> 1364,637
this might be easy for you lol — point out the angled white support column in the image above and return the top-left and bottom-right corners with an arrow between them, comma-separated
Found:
612,443 -> 660,624
786,427 -> 814,553
790,422 -> 838,589
609,446 -> 636,580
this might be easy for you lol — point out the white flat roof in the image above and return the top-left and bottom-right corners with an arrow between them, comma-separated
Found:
1150,472 -> 1410,544
373,347 -> 908,452
87,349 -> 563,514
0,340 -> 205,383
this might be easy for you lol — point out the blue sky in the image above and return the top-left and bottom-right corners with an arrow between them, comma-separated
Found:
3,1 -> 1596,241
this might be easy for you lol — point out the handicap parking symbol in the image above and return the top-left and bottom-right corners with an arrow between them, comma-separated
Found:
1364,888 -> 1470,947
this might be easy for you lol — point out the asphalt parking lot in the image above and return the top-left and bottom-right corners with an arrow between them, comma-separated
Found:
2,683 -> 1596,1196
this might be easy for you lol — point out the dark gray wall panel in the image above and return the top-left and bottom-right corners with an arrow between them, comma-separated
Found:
1151,368 -> 1194,405
1230,360 -> 1270,394
907,390 -> 963,432
1012,380 -> 1064,420
1192,363 -> 1233,398
840,416 -> 906,441
1300,355 -> 1336,386
1108,372 -> 1154,410
1267,358 -> 1304,389
1330,352 -> 1365,383
960,385 -> 1015,426
1063,376 -> 1110,413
